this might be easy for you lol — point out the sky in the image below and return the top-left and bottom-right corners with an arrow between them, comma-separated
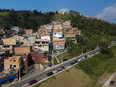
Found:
0,0 -> 116,24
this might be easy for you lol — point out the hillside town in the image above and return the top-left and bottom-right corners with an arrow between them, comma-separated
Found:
0,20 -> 81,86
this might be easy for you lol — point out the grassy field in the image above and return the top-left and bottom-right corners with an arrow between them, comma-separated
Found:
34,67 -> 97,87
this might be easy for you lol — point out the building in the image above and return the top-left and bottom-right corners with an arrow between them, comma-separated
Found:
11,26 -> 21,32
53,37 -> 65,50
14,46 -> 31,54
4,56 -> 22,70
30,51 -> 49,68
13,53 -> 30,69
53,29 -> 63,37
0,49 -> 9,69
34,39 -> 49,52
24,29 -> 33,35
2,38 -> 16,45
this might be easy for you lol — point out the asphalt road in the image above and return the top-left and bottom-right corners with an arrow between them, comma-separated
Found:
6,41 -> 116,87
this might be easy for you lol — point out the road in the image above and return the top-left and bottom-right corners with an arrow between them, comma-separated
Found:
5,41 -> 116,87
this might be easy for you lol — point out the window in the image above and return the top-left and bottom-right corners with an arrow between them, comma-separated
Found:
13,60 -> 16,62
14,65 -> 16,67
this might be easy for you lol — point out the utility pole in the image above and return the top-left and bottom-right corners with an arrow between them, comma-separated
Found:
18,60 -> 20,81
82,44 -> 83,55
97,40 -> 98,49
52,26 -> 54,66
61,53 -> 63,63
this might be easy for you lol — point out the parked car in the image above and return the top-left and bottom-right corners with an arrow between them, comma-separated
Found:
110,81 -> 115,85
78,58 -> 82,61
60,66 -> 65,70
85,55 -> 87,58
28,79 -> 37,85
70,62 -> 75,65
47,72 -> 53,76
82,56 -> 85,60
74,60 -> 78,63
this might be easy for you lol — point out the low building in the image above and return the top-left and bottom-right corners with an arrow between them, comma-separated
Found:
14,46 -> 31,54
34,39 -> 49,52
53,38 -> 65,50
24,29 -> 33,35
4,56 -> 22,70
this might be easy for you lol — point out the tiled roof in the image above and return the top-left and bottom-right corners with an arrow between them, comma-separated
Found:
53,41 -> 65,45
65,34 -> 75,37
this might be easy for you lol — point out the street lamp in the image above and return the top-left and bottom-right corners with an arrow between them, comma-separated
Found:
82,44 -> 83,55
18,60 -> 20,81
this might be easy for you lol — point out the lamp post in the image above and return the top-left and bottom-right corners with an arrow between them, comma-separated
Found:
82,44 -> 83,55
18,60 -> 20,81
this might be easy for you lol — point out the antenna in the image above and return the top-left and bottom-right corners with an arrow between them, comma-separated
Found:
33,7 -> 34,12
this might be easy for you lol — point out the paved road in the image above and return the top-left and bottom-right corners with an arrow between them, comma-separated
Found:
5,41 -> 116,87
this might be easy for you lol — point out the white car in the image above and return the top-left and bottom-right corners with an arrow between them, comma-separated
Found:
78,58 -> 82,61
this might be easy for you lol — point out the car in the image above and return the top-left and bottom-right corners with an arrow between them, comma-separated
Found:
82,56 -> 85,60
47,72 -> 53,76
60,66 -> 65,70
110,81 -> 115,85
92,52 -> 95,54
70,62 -> 74,65
74,60 -> 78,63
85,55 -> 87,58
28,79 -> 37,85
78,58 -> 82,61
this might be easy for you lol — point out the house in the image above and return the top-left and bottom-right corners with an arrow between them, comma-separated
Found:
13,53 -> 30,69
0,49 -> 9,69
41,34 -> 51,42
19,36 -> 36,46
4,56 -> 22,70
11,26 -> 21,32
14,46 -> 31,54
65,34 -> 76,42
30,51 -> 49,68
0,45 -> 15,54
53,29 -> 63,37
2,38 -> 16,45
53,37 -> 65,50
34,39 -> 49,52
24,29 -> 33,35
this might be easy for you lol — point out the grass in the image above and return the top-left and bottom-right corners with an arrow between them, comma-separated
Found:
34,67 -> 95,87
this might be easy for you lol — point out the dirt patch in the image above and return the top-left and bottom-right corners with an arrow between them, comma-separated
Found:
98,73 -> 111,84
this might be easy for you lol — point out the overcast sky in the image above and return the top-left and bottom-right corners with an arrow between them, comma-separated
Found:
0,0 -> 116,24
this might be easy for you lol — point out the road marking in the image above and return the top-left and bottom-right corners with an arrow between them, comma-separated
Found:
21,84 -> 28,87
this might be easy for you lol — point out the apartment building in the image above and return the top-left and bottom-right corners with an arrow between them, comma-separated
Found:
53,29 -> 63,37
53,37 -> 65,49
4,56 -> 22,70
34,39 -> 49,52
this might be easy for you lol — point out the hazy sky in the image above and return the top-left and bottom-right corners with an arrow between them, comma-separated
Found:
0,0 -> 116,23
